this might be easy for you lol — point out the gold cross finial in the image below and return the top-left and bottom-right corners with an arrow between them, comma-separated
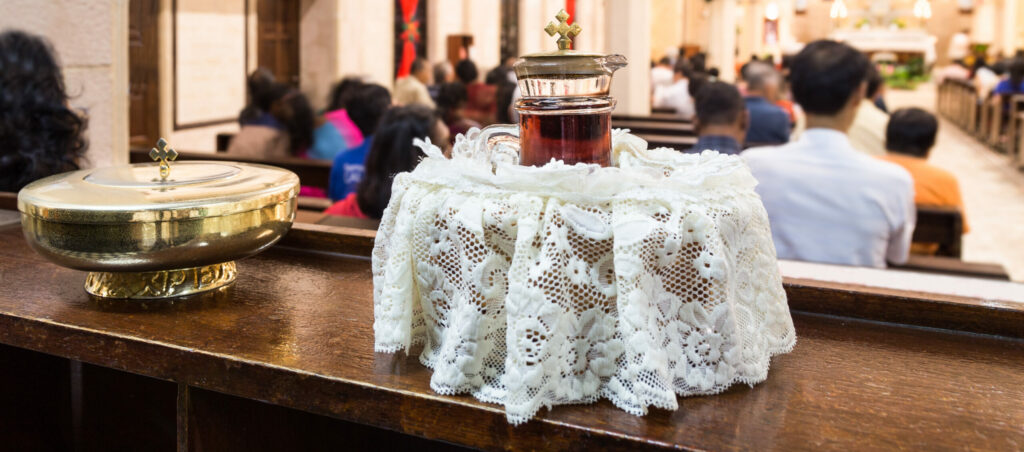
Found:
149,138 -> 178,180
544,9 -> 581,51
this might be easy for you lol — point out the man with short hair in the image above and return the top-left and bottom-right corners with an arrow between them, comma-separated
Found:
743,62 -> 790,145
879,108 -> 968,231
847,65 -> 889,155
691,81 -> 748,155
394,58 -> 435,109
652,59 -> 695,119
743,40 -> 916,268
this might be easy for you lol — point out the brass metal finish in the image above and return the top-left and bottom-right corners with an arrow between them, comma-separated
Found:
17,158 -> 299,299
544,9 -> 581,51
149,138 -> 178,180
85,261 -> 237,299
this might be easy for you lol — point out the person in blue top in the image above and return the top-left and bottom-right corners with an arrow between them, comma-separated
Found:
329,84 -> 391,201
742,62 -> 791,146
993,58 -> 1024,99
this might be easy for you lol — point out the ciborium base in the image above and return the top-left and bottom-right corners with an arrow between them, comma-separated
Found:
84,262 -> 238,299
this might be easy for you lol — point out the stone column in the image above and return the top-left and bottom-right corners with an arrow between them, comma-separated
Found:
708,0 -> 738,82
605,0 -> 651,116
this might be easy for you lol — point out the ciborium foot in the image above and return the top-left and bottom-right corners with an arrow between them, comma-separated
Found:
84,262 -> 238,299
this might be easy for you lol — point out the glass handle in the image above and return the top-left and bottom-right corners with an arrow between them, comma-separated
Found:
475,124 -> 521,167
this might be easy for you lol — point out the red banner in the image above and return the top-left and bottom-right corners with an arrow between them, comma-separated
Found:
397,0 -> 420,78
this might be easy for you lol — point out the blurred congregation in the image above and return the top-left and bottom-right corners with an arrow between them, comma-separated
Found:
1,0 -> 1023,279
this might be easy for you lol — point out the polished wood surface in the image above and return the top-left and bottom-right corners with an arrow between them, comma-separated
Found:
0,223 -> 1022,450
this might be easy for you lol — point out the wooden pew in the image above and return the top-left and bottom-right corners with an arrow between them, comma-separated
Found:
611,119 -> 695,136
611,113 -> 692,124
0,191 -> 16,211
912,205 -> 963,258
1004,95 -> 1024,158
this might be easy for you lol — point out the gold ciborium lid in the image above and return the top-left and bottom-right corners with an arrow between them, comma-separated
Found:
17,138 -> 299,299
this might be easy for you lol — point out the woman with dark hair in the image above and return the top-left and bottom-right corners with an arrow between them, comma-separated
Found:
228,83 -> 314,159
328,84 -> 393,201
436,82 -> 480,144
324,105 -> 448,219
456,58 -> 497,125
309,77 -> 366,161
238,67 -> 278,126
0,30 -> 87,192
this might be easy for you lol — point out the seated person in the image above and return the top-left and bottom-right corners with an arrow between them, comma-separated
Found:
690,81 -> 748,155
238,68 -> 279,127
992,58 -> 1024,99
429,61 -> 454,101
309,77 -> 365,161
650,56 -> 674,93
456,59 -> 497,125
325,105 -> 449,219
879,108 -> 968,236
436,82 -> 481,144
394,58 -> 435,109
228,83 -> 314,160
743,40 -> 915,269
328,84 -> 391,201
652,60 -> 694,119
847,65 -> 889,156
0,30 -> 87,192
743,62 -> 790,145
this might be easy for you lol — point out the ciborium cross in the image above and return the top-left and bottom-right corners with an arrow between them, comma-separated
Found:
544,9 -> 581,51
149,138 -> 178,181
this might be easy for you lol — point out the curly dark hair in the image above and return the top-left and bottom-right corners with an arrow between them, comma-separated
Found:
0,30 -> 87,192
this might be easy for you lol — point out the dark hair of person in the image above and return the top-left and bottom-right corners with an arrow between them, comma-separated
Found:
433,62 -> 451,86
495,80 -> 517,123
789,40 -> 870,115
708,67 -> 720,78
865,64 -> 884,99
886,107 -> 938,158
0,30 -> 87,192
346,84 -> 392,136
687,72 -> 710,99
266,84 -> 315,155
658,56 -> 671,66
240,67 -> 277,123
455,59 -> 479,84
485,64 -> 511,85
694,81 -> 744,127
690,53 -> 707,73
673,59 -> 693,78
410,58 -> 428,77
356,105 -> 441,218
1008,57 -> 1024,93
327,77 -> 363,111
436,82 -> 468,124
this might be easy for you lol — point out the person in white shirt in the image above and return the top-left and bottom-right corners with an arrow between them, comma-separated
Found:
650,57 -> 674,93
652,60 -> 694,119
847,65 -> 889,156
743,40 -> 916,268
394,58 -> 435,109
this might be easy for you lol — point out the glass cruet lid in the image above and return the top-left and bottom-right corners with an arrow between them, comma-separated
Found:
513,9 -> 627,97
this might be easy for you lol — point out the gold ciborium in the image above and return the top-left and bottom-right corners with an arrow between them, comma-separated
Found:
17,139 -> 299,299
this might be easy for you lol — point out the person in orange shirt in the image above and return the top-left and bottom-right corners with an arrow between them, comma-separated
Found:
879,108 -> 969,234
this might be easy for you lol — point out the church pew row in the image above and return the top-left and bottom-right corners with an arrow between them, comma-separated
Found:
938,78 -> 1024,164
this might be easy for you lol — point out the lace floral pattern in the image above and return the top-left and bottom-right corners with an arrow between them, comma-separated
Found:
372,130 -> 796,424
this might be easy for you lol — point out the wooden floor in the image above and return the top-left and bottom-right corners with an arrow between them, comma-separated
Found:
892,83 -> 1024,281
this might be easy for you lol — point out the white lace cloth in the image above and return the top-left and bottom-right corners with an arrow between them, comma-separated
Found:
372,129 -> 796,424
